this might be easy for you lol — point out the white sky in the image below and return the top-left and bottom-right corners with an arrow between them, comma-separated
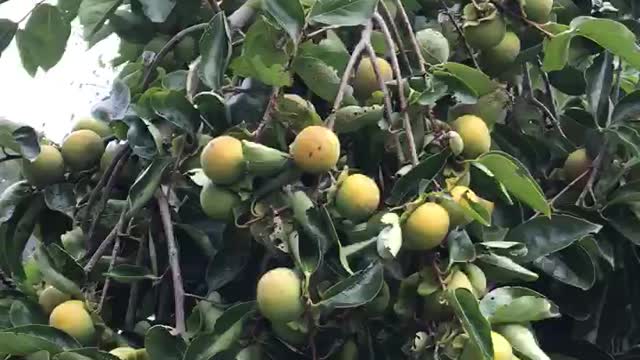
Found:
0,0 -> 119,143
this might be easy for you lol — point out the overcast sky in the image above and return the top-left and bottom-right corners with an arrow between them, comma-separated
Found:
0,0 -> 119,143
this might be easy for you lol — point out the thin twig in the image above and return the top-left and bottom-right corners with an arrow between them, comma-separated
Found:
612,56 -> 623,106
528,169 -> 590,220
392,0 -> 427,74
82,144 -> 130,229
305,26 -> 340,39
327,22 -> 374,129
377,1 -> 412,74
363,42 -> 406,164
141,23 -> 209,91
491,1 -> 554,38
373,13 -> 420,166
18,0 -> 45,23
576,153 -> 603,206
253,87 -> 280,141
439,0 -> 480,69
84,209 -> 127,273
156,189 -> 186,335
0,155 -> 21,164
125,234 -> 148,329
86,147 -> 132,250
537,57 -> 558,119
98,236 -> 122,313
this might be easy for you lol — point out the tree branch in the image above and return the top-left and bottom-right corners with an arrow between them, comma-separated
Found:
156,189 -> 186,335
84,209 -> 127,273
0,154 -> 21,164
392,0 -> 426,74
125,234 -> 148,329
98,236 -> 122,313
86,147 -> 132,251
373,13 -> 420,165
439,0 -> 480,69
141,23 -> 209,91
327,22 -> 374,129
377,1 -> 412,74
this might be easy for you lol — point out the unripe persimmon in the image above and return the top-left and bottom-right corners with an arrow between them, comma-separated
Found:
353,57 -> 393,100
256,268 -> 304,323
403,202 -> 450,250
200,135 -> 245,185
22,145 -> 65,188
290,126 -> 340,174
452,115 -> 491,159
61,130 -> 105,171
335,174 -> 380,222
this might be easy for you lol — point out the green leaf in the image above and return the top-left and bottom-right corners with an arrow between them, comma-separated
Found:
4,195 -> 44,281
57,0 -> 82,20
476,253 -> 539,282
78,0 -> 121,43
199,13 -> 231,91
205,237 -> 250,291
138,0 -> 176,23
43,183 -> 75,218
0,325 -> 80,355
475,151 -> 550,216
13,126 -> 40,161
315,261 -> 383,312
127,157 -> 172,217
91,79 -> 131,122
447,229 -> 476,268
53,348 -> 119,360
584,52 -> 613,124
441,62 -> 497,97
0,181 -> 33,222
542,17 -> 640,72
611,90 -> 640,124
104,264 -> 158,283
242,140 -> 290,177
194,92 -> 229,131
124,116 -> 158,159
150,90 -> 200,134
494,324 -> 550,360
533,243 -> 596,290
263,0 -> 304,42
479,286 -> 560,324
16,4 -> 71,76
184,302 -> 255,360
145,325 -> 187,360
9,301 -> 46,327
34,246 -> 83,298
286,189 -> 330,274
230,18 -> 292,87
292,55 -> 356,104
388,150 -> 449,205
0,19 -> 17,58
506,215 -> 602,263
309,0 -> 379,26
447,288 -> 493,360
299,31 -> 349,75
45,244 -> 86,286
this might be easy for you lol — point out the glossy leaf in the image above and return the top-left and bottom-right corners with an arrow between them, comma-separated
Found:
78,0 -> 122,43
12,126 -> 40,161
441,62 -> 498,97
533,243 -> 596,290
199,13 -> 231,91
0,19 -> 17,58
389,150 -> 449,205
145,325 -> 187,360
475,151 -> 550,216
309,0 -> 378,26
479,287 -> 560,324
476,253 -> 539,282
506,215 -> 602,263
127,157 -> 172,217
43,184 -> 75,218
0,325 -> 80,355
292,55 -> 356,104
448,229 -> 476,268
315,261 -> 383,312
0,181 -> 33,222
447,288 -> 493,360
262,0 -> 304,42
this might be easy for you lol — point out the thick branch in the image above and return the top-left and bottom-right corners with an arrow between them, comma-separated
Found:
392,0 -> 426,74
156,189 -> 186,335
373,13 -> 420,165
327,22 -> 374,129
377,1 -> 412,74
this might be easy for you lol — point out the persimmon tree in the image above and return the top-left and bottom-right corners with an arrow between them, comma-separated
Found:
0,0 -> 639,359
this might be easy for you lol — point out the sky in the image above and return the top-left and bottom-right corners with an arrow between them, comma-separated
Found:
0,0 -> 119,143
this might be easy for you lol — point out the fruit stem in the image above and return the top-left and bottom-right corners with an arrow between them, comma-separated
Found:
373,13 -> 420,166
391,0 -> 427,74
253,87 -> 280,141
328,22 -> 374,128
439,0 -> 480,69
377,1 -> 412,74
157,189 -> 186,335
